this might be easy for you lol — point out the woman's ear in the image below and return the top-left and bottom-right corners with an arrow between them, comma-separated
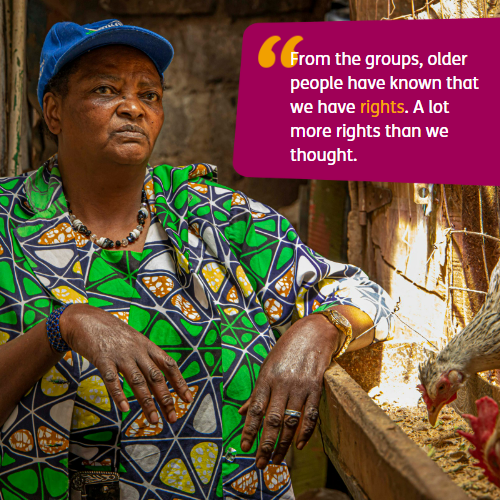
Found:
43,92 -> 62,136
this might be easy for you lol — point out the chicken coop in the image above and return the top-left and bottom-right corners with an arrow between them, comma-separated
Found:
304,179 -> 500,499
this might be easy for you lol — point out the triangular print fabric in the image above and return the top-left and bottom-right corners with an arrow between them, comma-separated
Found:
0,157 -> 393,499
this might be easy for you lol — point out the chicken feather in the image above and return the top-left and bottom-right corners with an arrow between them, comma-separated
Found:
418,259 -> 500,425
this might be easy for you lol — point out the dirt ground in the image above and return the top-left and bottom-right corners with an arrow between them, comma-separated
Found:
371,394 -> 500,499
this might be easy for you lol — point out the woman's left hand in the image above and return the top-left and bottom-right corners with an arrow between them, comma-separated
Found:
238,313 -> 341,469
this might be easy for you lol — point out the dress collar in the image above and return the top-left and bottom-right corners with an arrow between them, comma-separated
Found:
24,155 -> 156,220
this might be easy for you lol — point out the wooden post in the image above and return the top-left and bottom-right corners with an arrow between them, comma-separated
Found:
6,0 -> 27,177
0,0 -> 6,176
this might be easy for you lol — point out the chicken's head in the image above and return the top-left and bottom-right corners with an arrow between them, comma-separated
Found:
418,355 -> 465,425
458,396 -> 500,488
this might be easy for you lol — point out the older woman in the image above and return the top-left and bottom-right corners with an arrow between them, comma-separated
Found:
0,19 -> 394,500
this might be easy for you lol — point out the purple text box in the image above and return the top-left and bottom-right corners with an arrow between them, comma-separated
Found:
233,20 -> 500,184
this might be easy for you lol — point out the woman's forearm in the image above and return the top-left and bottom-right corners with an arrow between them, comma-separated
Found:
330,304 -> 375,352
0,321 -> 63,426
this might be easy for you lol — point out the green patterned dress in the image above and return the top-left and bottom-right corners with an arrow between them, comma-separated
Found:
0,157 -> 394,499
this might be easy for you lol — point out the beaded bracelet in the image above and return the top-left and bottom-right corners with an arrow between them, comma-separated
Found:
46,304 -> 71,353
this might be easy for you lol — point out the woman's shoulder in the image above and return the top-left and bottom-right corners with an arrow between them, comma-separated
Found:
151,162 -> 220,187
0,172 -> 34,222
0,164 -> 54,251
0,173 -> 30,193
152,162 -> 236,200
151,163 -> 278,219
0,163 -> 47,199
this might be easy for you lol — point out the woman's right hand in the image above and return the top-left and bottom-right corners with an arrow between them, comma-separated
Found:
60,303 -> 191,425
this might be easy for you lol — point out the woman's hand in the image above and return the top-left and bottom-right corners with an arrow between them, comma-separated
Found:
238,313 -> 341,469
60,303 -> 191,425
239,304 -> 374,469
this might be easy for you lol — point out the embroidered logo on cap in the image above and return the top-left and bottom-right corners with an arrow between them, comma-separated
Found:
85,20 -> 123,35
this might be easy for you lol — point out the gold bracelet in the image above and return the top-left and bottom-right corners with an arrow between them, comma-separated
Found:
316,309 -> 353,358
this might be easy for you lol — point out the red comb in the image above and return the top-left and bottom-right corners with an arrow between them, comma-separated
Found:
458,396 -> 500,487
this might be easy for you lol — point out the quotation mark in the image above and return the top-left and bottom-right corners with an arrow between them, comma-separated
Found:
258,36 -> 304,68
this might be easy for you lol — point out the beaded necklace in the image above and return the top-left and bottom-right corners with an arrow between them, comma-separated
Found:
67,189 -> 149,249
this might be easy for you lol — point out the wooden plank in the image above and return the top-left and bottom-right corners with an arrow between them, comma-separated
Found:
6,0 -> 27,177
288,427 -> 328,494
320,431 -> 369,500
319,362 -> 470,500
0,0 -> 6,176
308,180 -> 348,263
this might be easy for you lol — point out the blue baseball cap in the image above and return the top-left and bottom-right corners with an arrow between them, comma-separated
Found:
37,19 -> 174,109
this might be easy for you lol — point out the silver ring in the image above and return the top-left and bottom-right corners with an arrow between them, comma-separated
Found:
284,409 -> 301,418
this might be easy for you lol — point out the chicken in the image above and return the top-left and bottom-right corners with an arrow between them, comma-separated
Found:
418,259 -> 500,425
458,396 -> 500,488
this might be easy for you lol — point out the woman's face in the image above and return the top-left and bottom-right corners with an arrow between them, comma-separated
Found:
45,45 -> 165,166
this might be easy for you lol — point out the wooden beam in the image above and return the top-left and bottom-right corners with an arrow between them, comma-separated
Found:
6,0 -> 27,177
320,434 -> 369,500
319,362 -> 469,500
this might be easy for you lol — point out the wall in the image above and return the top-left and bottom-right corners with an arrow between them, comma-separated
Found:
330,181 -> 500,416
